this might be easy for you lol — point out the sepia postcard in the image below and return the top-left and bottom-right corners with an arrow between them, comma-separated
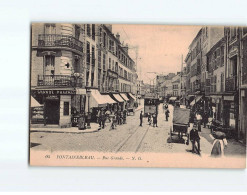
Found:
29,23 -> 247,168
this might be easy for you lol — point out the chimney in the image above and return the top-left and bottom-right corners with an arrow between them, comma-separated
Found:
122,43 -> 128,54
116,33 -> 120,42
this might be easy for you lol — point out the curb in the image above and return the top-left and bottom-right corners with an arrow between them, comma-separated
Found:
30,128 -> 99,134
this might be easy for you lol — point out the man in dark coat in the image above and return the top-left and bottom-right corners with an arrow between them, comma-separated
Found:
140,111 -> 143,126
189,124 -> 201,153
153,113 -> 158,127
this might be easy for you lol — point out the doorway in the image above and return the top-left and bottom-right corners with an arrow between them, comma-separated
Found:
45,100 -> 60,124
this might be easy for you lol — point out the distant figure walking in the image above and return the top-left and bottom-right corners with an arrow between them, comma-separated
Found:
147,112 -> 152,125
165,108 -> 170,121
140,111 -> 143,126
153,113 -> 158,127
189,124 -> 201,154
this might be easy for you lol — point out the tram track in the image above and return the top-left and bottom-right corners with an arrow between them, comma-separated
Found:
113,124 -> 150,153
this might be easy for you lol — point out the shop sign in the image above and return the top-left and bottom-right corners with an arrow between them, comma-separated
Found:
35,89 -> 76,95
46,95 -> 59,100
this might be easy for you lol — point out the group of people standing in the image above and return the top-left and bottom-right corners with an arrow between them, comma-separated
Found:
97,108 -> 128,130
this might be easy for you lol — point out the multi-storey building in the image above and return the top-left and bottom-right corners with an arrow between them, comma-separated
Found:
136,80 -> 144,98
31,23 -> 137,127
31,23 -> 86,127
206,37 -> 226,124
185,25 -> 247,143
172,73 -> 181,97
239,27 -> 247,143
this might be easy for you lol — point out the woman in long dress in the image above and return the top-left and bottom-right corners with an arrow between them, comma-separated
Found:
210,131 -> 228,157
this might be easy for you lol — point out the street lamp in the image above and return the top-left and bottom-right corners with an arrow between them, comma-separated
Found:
86,88 -> 91,129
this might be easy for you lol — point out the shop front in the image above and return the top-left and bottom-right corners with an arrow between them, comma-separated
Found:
101,93 -> 117,113
120,93 -> 129,109
31,88 -> 75,127
85,89 -> 108,122
223,94 -> 238,137
126,92 -> 136,108
110,93 -> 125,111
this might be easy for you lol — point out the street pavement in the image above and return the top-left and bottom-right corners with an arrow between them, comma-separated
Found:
30,101 -> 246,159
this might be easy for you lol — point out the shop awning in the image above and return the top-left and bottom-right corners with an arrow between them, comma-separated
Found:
90,89 -> 108,107
190,95 -> 202,106
128,93 -> 136,101
101,94 -> 117,104
31,96 -> 42,107
169,97 -> 177,101
113,94 -> 125,103
120,93 -> 129,101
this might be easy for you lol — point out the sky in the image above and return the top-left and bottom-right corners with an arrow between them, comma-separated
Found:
112,24 -> 202,83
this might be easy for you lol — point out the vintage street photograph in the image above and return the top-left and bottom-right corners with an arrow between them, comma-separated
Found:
29,24 -> 247,168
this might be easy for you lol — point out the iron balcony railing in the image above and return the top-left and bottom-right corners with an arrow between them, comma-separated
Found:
38,34 -> 83,53
37,75 -> 83,88
225,76 -> 237,91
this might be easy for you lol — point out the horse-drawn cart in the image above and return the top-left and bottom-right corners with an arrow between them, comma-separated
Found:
170,107 -> 190,145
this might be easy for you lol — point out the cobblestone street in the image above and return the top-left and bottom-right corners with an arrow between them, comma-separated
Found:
29,102 -> 236,159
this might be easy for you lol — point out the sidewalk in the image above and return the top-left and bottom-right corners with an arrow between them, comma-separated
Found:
200,125 -> 246,157
30,123 -> 100,134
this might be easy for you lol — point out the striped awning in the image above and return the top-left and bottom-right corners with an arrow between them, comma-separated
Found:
120,93 -> 129,101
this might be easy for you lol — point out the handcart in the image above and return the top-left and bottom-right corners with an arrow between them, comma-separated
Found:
170,107 -> 190,145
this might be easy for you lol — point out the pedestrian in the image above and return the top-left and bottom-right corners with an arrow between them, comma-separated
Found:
97,109 -> 102,128
101,109 -> 106,129
189,124 -> 201,154
153,113 -> 158,127
123,109 -> 127,124
165,108 -> 170,121
105,109 -> 111,122
116,111 -> 120,125
195,111 -> 202,132
139,111 -> 143,126
147,112 -> 151,125
203,111 -> 208,128
211,131 -> 228,157
111,112 -> 117,130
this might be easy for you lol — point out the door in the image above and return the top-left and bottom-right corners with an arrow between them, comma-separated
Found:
45,100 -> 60,124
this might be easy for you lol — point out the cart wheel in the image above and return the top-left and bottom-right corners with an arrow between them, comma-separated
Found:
170,127 -> 173,140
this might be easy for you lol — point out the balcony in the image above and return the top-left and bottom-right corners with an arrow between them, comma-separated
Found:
225,76 -> 237,92
38,34 -> 83,53
37,75 -> 83,88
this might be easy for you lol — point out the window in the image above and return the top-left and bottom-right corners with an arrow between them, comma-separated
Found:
99,28 -> 102,43
230,27 -> 237,40
98,50 -> 101,68
86,42 -> 90,65
91,72 -> 94,87
74,58 -> 80,73
63,102 -> 69,116
75,25 -> 80,39
112,60 -> 114,71
115,62 -> 118,73
103,32 -> 106,47
87,24 -> 91,36
103,54 -> 106,70
44,23 -> 56,34
92,24 -> 95,40
92,46 -> 95,66
109,58 -> 111,70
45,55 -> 55,75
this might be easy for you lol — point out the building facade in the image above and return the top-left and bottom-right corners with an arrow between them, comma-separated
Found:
31,23 -> 137,127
